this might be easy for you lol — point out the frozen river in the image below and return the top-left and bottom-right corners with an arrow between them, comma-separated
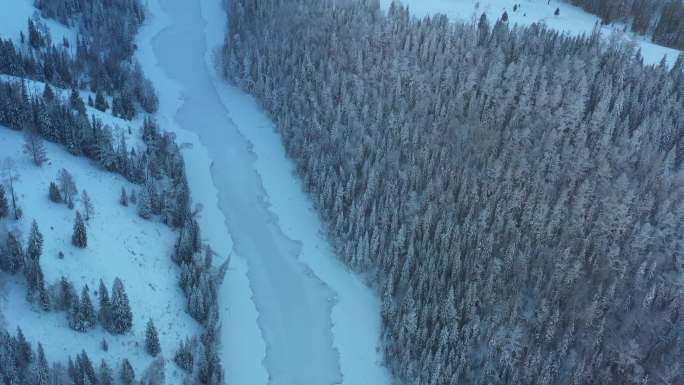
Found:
138,0 -> 391,384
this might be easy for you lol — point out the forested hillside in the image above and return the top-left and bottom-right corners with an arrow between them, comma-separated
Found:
224,0 -> 684,384
566,0 -> 684,50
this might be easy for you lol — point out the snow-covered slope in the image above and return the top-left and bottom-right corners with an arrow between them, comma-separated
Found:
0,0 -> 76,48
0,125 -> 198,379
380,0 -> 681,65
0,1 -> 198,379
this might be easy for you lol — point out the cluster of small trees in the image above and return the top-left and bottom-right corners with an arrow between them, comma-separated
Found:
52,277 -> 133,334
225,1 -> 684,384
567,0 -> 684,49
0,326 -> 151,385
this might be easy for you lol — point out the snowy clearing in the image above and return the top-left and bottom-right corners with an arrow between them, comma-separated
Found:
0,0 -> 76,48
381,0 -> 682,65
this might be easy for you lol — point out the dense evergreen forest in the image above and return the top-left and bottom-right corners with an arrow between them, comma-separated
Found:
0,1 -> 225,384
566,0 -> 684,50
224,0 -> 684,384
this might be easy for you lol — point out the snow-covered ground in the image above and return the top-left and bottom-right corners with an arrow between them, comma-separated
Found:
381,0 -> 681,65
136,0 -> 392,384
0,126 -> 197,380
0,0 -> 76,48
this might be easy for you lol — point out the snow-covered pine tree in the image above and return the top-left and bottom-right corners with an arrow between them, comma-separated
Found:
120,359 -> 135,385
174,337 -> 194,372
99,360 -> 113,385
98,279 -> 111,327
137,187 -> 152,219
48,182 -> 62,203
33,343 -> 50,385
145,319 -> 161,356
67,291 -> 81,331
110,278 -> 133,334
2,232 -> 24,274
72,211 -> 87,248
27,220 -> 43,261
80,286 -> 96,330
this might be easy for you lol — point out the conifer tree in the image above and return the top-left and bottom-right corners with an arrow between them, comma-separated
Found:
98,279 -> 111,327
174,338 -> 194,372
33,343 -> 50,385
27,220 -> 43,262
145,319 -> 161,356
80,286 -> 96,330
110,278 -> 133,334
68,292 -> 81,331
72,211 -> 87,248
2,232 -> 24,273
120,359 -> 135,385
99,360 -> 113,385
137,187 -> 152,219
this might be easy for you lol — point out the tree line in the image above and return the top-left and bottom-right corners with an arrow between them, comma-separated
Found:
566,0 -> 684,50
224,0 -> 684,384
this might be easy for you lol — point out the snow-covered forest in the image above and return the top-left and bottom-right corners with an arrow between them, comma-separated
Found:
224,0 -> 684,384
2,0 -> 684,384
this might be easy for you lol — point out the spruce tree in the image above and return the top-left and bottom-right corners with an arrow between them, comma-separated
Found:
120,359 -> 135,385
145,319 -> 161,356
27,220 -> 43,262
98,279 -> 111,328
80,286 -> 96,330
110,278 -> 133,334
72,211 -> 87,248
137,187 -> 152,219
99,360 -> 113,385
2,232 -> 24,274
